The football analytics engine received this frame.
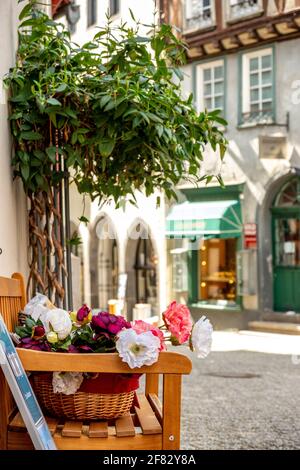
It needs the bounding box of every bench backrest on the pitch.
[0,273,26,449]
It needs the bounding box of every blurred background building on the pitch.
[163,0,300,329]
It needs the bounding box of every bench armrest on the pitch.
[17,349,192,375]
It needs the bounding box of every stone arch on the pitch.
[89,213,119,310]
[124,218,158,320]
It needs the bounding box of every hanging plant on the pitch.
[5,0,227,302]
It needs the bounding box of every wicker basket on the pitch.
[31,373,135,420]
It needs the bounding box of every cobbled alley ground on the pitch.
[180,333,300,450]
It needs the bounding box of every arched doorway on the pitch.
[70,222,84,309]
[125,221,158,320]
[272,177,300,312]
[90,216,119,310]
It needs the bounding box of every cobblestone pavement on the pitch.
[180,348,300,449]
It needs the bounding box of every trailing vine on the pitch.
[5,1,227,302]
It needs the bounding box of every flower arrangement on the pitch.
[14,296,213,397]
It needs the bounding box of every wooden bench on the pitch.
[0,273,192,450]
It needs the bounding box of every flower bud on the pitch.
[31,325,45,340]
[47,331,58,344]
[69,311,77,323]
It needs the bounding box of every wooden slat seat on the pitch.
[0,273,192,450]
[7,392,164,449]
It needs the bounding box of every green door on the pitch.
[272,212,300,312]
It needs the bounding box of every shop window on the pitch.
[274,178,300,207]
[241,47,274,125]
[198,238,237,305]
[197,59,225,116]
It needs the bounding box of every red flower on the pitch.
[76,304,92,323]
[91,311,130,335]
[32,325,45,340]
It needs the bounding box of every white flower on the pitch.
[42,308,72,341]
[116,329,160,369]
[52,372,83,395]
[24,293,50,322]
[191,316,213,358]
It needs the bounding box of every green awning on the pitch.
[166,199,242,239]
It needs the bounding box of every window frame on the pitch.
[184,0,215,33]
[227,0,263,24]
[196,58,226,118]
[109,0,120,17]
[87,0,97,28]
[239,46,275,126]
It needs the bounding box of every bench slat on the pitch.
[135,394,162,435]
[88,421,108,438]
[115,414,135,437]
[61,421,83,437]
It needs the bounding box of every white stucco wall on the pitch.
[0,0,28,279]
[71,0,157,44]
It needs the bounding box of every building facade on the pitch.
[162,0,300,328]
[0,1,29,279]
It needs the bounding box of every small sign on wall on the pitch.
[244,223,257,249]
[259,135,287,159]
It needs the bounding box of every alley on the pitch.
[181,333,300,449]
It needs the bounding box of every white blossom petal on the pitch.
[42,308,72,340]
[191,316,213,358]
[52,372,83,395]
[116,329,160,368]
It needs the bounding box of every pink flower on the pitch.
[131,320,166,351]
[163,301,193,344]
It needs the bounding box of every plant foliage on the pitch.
[5,0,227,206]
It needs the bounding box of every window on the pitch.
[87,0,97,27]
[197,59,225,115]
[109,0,120,16]
[228,0,261,22]
[241,48,274,124]
[198,238,237,305]
[184,0,214,31]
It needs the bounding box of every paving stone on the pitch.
[180,349,300,449]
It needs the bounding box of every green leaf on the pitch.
[33,150,45,161]
[147,112,163,123]
[56,83,67,92]
[20,131,42,141]
[129,8,136,22]
[25,317,36,329]
[19,3,32,20]
[213,115,228,126]
[46,146,58,164]
[219,142,227,160]
[47,98,62,106]
[100,95,111,108]
[99,138,115,158]
[216,174,225,188]
[78,216,89,225]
